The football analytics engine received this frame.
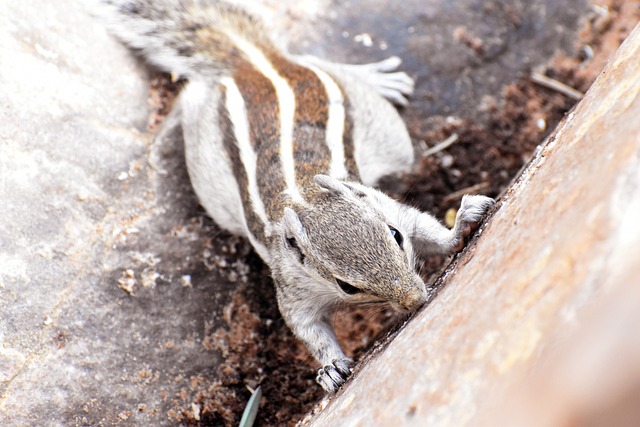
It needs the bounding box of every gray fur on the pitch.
[101,0,495,394]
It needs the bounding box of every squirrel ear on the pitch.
[314,175,366,198]
[282,207,308,243]
[313,174,349,196]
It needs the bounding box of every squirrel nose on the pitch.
[403,293,426,311]
[402,279,428,311]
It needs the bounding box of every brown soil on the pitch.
[144,2,639,425]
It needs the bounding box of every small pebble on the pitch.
[440,154,454,168]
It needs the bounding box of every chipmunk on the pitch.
[102,0,494,393]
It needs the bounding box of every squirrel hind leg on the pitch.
[297,55,414,106]
[340,56,415,106]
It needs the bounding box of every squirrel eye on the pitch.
[336,278,362,295]
[285,237,305,263]
[389,226,404,249]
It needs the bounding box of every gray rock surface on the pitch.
[1,1,232,424]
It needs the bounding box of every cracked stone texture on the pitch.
[1,0,588,425]
[308,22,640,427]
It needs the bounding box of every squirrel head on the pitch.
[271,175,427,313]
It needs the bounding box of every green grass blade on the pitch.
[238,386,262,427]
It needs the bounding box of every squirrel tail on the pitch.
[101,0,280,79]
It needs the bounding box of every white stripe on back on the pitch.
[221,77,271,260]
[227,33,303,203]
[303,63,348,179]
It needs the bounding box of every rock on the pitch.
[0,0,228,424]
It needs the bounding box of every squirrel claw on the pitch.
[452,195,495,252]
[316,358,353,393]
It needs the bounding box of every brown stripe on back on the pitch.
[218,86,269,244]
[270,56,333,191]
[233,63,288,221]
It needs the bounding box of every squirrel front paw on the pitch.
[316,358,354,393]
[452,195,495,251]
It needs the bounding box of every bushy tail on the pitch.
[100,0,278,79]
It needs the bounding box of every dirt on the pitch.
[141,1,639,426]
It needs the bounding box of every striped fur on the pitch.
[220,45,357,232]
[219,78,269,244]
[303,63,349,180]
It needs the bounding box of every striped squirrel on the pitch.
[102,0,495,393]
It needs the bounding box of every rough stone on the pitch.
[0,0,226,424]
